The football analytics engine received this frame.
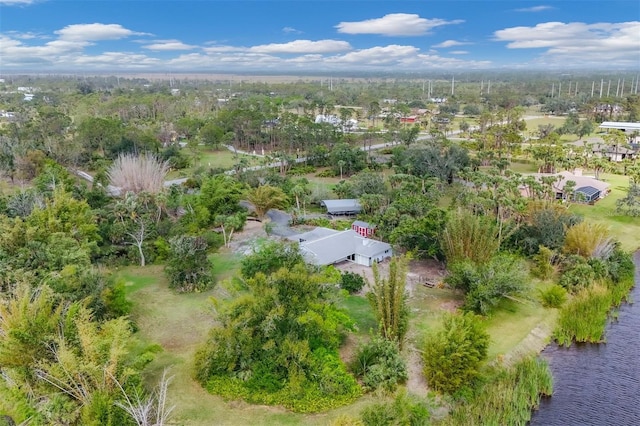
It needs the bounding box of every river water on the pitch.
[530,252,640,426]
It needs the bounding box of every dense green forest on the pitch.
[0,73,638,425]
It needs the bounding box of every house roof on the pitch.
[522,171,610,195]
[286,227,340,243]
[352,220,373,228]
[555,171,610,193]
[320,199,362,215]
[599,122,640,132]
[298,229,391,266]
[300,230,361,265]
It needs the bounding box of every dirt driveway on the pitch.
[334,258,447,297]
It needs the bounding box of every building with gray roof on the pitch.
[320,199,362,215]
[290,227,392,266]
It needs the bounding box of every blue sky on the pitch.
[1,0,639,72]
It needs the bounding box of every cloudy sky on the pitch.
[1,0,639,73]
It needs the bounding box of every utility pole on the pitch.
[591,81,595,97]
[600,79,604,98]
[451,76,455,96]
[607,80,611,97]
[621,79,625,96]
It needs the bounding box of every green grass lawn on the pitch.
[569,172,640,252]
[524,116,566,133]
[166,147,259,179]
[483,297,556,361]
[119,256,388,425]
[340,294,378,335]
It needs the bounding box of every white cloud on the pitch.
[336,13,463,36]
[0,22,151,69]
[4,30,44,39]
[449,50,469,55]
[55,23,148,41]
[514,5,554,12]
[250,39,352,54]
[432,40,472,48]
[143,39,196,51]
[282,27,302,34]
[494,21,640,66]
[327,45,420,65]
[0,0,40,5]
[71,52,161,68]
[203,45,245,53]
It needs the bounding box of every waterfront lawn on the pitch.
[483,298,557,361]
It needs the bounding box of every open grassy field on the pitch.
[523,116,566,133]
[167,146,259,179]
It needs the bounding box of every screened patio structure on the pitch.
[575,186,601,203]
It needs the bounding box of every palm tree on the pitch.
[245,185,288,219]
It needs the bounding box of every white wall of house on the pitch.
[354,250,392,267]
[355,254,371,267]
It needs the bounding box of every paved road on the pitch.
[79,115,547,193]
[266,209,297,237]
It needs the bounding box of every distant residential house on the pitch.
[321,199,362,216]
[521,170,610,203]
[399,116,418,124]
[599,121,640,144]
[288,227,392,267]
[351,220,375,237]
[569,139,637,162]
[315,114,341,125]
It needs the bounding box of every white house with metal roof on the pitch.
[288,227,392,266]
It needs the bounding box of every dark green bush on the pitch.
[445,254,529,315]
[341,272,366,294]
[351,336,407,392]
[287,165,316,175]
[165,235,213,292]
[559,261,595,292]
[316,169,337,178]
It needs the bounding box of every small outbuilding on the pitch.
[352,220,375,237]
[321,199,362,216]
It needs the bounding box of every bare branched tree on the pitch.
[108,153,169,194]
[113,369,175,426]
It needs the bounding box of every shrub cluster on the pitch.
[341,271,366,294]
[350,336,407,392]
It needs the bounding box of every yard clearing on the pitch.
[120,211,565,424]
